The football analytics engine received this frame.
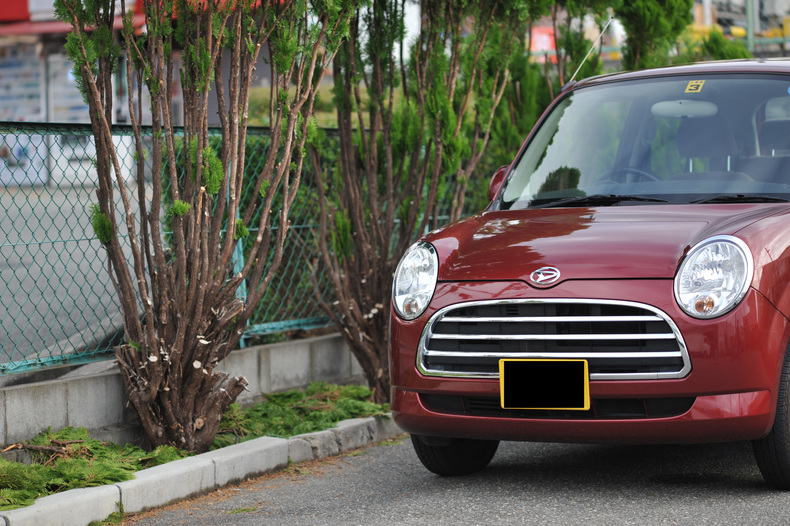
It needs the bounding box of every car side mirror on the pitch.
[488,165,508,202]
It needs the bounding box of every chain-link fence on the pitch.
[0,113,491,377]
[0,122,338,375]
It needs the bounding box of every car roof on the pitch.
[570,58,790,92]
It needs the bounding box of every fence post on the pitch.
[746,0,755,53]
[229,164,248,348]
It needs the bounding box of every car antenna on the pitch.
[563,15,615,91]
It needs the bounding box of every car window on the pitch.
[651,116,689,177]
[499,74,790,209]
[766,96,790,119]
[502,94,630,206]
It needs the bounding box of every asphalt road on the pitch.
[127,436,782,525]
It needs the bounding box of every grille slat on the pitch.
[423,350,682,359]
[440,315,661,323]
[428,333,677,341]
[417,299,691,381]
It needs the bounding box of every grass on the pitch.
[228,507,258,514]
[88,504,124,525]
[249,84,339,128]
[246,83,409,129]
[0,382,388,512]
[0,429,188,511]
[212,382,389,448]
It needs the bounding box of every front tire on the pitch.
[411,434,499,476]
[753,343,790,489]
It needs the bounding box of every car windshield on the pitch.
[500,74,790,209]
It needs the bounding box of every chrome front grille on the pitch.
[417,299,691,380]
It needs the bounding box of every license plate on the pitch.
[499,359,590,410]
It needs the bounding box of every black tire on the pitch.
[753,343,790,489]
[410,434,499,476]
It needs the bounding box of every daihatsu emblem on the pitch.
[530,267,561,285]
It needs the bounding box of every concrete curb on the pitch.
[0,415,403,526]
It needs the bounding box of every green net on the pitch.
[0,121,481,375]
[0,123,334,374]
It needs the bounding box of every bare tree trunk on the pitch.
[311,0,545,403]
[56,0,358,452]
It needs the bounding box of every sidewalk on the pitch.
[0,415,403,526]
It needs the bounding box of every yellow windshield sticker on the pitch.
[685,80,705,93]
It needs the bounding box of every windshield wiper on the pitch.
[690,194,790,204]
[530,194,669,209]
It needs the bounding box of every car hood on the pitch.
[424,204,787,285]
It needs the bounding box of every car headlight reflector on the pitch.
[674,235,753,319]
[393,242,438,320]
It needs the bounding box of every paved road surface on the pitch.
[128,436,780,525]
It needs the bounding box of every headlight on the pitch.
[674,235,753,319]
[393,242,438,320]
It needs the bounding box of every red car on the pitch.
[389,59,790,488]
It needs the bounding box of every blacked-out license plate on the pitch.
[499,359,590,410]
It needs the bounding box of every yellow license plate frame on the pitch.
[499,359,590,410]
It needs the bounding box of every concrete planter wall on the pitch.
[0,333,363,447]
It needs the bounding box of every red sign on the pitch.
[0,0,30,22]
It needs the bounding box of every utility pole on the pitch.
[703,0,712,27]
[746,0,755,52]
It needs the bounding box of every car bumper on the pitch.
[392,387,772,443]
[389,280,790,444]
